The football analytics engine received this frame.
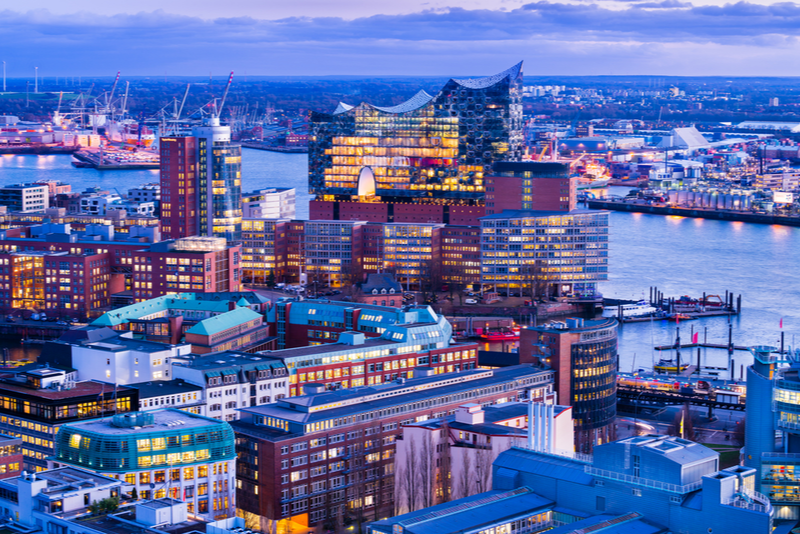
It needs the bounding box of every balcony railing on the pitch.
[724,488,772,515]
[584,467,702,494]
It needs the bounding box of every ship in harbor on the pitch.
[106,119,156,148]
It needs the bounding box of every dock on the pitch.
[654,343,750,352]
[587,198,800,228]
[73,149,160,170]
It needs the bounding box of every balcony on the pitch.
[725,488,772,514]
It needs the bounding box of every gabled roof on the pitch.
[185,307,262,337]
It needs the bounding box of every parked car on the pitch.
[465,298,478,305]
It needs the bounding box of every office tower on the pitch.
[309,63,524,223]
[520,318,618,453]
[160,118,242,242]
[160,136,197,240]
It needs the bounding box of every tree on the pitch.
[456,450,473,499]
[667,403,696,441]
[733,417,746,447]
[439,422,453,504]
[521,258,550,302]
[267,270,276,287]
[474,445,493,494]
[419,434,435,509]
[400,436,419,513]
[88,496,119,515]
[130,487,138,501]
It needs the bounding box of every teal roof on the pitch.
[205,371,221,378]
[221,368,237,376]
[92,293,232,327]
[236,297,250,307]
[186,307,263,337]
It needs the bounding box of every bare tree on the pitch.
[419,434,434,509]
[474,445,493,494]
[339,260,363,297]
[439,422,452,504]
[457,450,473,499]
[404,436,419,513]
[521,258,549,302]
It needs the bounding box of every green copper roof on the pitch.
[185,307,262,337]
[92,293,232,327]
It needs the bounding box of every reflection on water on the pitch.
[0,340,42,364]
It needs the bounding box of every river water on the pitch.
[1,155,798,376]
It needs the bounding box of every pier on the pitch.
[73,148,160,170]
[587,198,800,228]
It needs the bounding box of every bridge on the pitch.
[617,385,745,418]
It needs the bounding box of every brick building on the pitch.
[232,364,554,531]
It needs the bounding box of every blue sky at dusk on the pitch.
[1,0,798,77]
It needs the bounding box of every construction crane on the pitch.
[176,84,191,120]
[121,81,130,118]
[106,71,121,115]
[216,71,234,119]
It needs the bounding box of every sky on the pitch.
[2,0,800,77]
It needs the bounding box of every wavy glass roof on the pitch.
[333,90,434,116]
[450,61,523,89]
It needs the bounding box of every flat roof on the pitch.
[61,408,224,436]
[0,466,119,497]
[128,379,203,399]
[0,379,133,401]
[481,208,606,220]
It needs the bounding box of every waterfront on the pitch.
[0,149,312,219]
[1,157,798,376]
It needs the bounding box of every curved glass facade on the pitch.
[571,337,618,434]
[54,414,236,472]
[309,63,523,204]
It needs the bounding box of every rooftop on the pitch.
[60,408,226,436]
[185,307,263,337]
[480,208,606,220]
[128,379,203,399]
[0,466,120,497]
[173,350,285,374]
[369,486,551,534]
[0,378,133,401]
[236,365,553,438]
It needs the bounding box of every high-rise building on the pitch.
[519,317,618,453]
[309,63,524,223]
[160,118,242,242]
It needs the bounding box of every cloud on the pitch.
[1,2,800,76]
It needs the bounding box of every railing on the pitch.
[776,418,800,431]
[763,452,800,460]
[512,445,593,464]
[724,488,772,514]
[584,467,702,494]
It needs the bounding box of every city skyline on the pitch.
[2,0,800,77]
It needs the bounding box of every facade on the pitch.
[0,224,242,318]
[440,225,481,287]
[91,291,271,348]
[743,345,800,519]
[131,379,205,415]
[485,161,577,214]
[195,118,243,243]
[0,366,137,471]
[0,183,49,212]
[232,364,554,531]
[171,350,289,422]
[128,183,161,203]
[304,220,364,288]
[520,318,618,453]
[48,329,192,385]
[160,136,198,240]
[79,193,122,215]
[309,63,524,222]
[492,436,773,534]
[480,209,609,298]
[383,223,443,290]
[394,402,569,510]
[0,434,22,479]
[242,187,296,219]
[53,409,237,521]
[160,118,242,242]
[241,218,288,284]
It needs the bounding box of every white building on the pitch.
[242,187,296,219]
[128,183,161,203]
[172,351,290,422]
[67,331,192,385]
[0,183,49,212]
[79,193,122,215]
[131,378,206,415]
[394,402,573,512]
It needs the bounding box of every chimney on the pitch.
[169,315,184,345]
[228,301,237,311]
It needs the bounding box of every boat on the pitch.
[667,313,694,322]
[602,300,658,318]
[481,329,520,342]
[107,119,156,148]
[576,177,611,190]
[654,359,690,373]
